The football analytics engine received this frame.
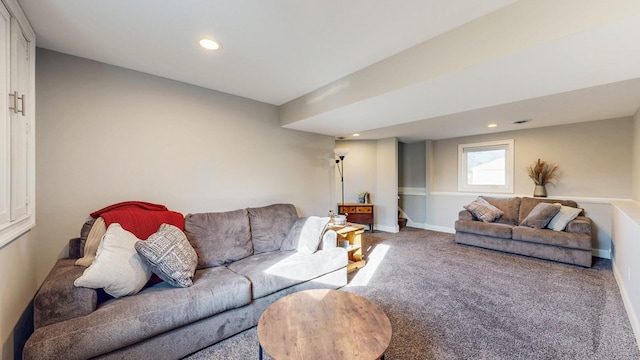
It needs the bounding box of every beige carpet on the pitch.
[184,228,639,359]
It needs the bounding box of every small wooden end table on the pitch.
[329,223,366,273]
[257,289,392,360]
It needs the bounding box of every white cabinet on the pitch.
[0,0,35,246]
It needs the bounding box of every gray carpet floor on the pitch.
[184,228,639,359]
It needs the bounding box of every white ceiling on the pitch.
[17,0,640,142]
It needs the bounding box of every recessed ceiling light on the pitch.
[487,124,498,128]
[199,38,221,50]
[512,119,532,125]
[353,133,360,137]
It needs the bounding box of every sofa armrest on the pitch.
[565,216,592,236]
[34,258,98,329]
[458,210,474,221]
[318,229,337,250]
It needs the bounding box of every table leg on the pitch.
[259,343,263,360]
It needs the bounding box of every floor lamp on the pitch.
[334,148,350,209]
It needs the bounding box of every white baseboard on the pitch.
[613,264,640,354]
[424,224,455,234]
[374,224,399,233]
[405,219,426,229]
[592,248,611,259]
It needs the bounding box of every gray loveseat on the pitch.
[454,197,593,267]
[23,204,347,359]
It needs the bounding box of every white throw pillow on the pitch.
[547,204,582,231]
[281,216,331,254]
[74,223,152,298]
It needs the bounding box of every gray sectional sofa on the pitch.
[454,196,593,267]
[23,204,347,360]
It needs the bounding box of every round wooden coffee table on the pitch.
[257,289,392,360]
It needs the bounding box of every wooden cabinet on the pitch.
[338,203,373,231]
[0,0,35,246]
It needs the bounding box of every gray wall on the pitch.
[34,49,336,283]
[399,142,426,188]
[425,117,633,255]
[432,117,632,198]
[399,141,426,226]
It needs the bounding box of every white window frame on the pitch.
[458,139,514,193]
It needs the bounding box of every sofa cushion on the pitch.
[184,209,253,269]
[227,248,347,299]
[480,196,521,225]
[248,204,298,254]
[135,224,198,288]
[518,197,581,224]
[519,203,561,229]
[25,266,251,360]
[464,197,504,223]
[454,220,513,239]
[74,224,152,298]
[512,226,592,250]
[548,204,583,231]
[280,216,330,254]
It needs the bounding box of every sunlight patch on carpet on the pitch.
[346,244,390,287]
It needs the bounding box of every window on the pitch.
[458,139,514,193]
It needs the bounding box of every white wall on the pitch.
[0,231,36,359]
[610,108,640,350]
[0,48,336,359]
[335,138,398,232]
[375,138,399,232]
[611,201,640,351]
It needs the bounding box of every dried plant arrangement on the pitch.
[527,159,559,185]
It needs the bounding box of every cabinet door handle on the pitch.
[18,94,25,116]
[8,91,25,116]
[9,91,18,113]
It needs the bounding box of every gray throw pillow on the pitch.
[184,209,252,269]
[520,203,561,229]
[281,216,331,254]
[135,224,198,288]
[247,204,298,254]
[464,197,504,223]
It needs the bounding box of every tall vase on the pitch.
[533,184,547,197]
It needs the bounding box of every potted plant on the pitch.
[526,159,558,197]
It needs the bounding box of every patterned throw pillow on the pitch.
[135,224,198,288]
[464,197,504,223]
[520,203,561,229]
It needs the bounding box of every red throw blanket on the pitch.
[91,201,184,240]
[90,201,168,218]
